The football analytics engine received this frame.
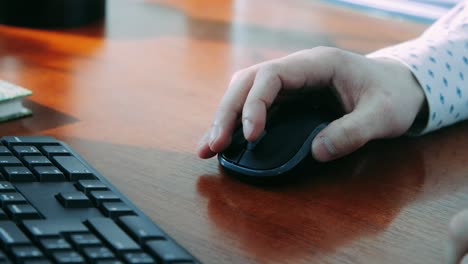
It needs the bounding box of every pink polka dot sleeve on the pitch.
[367,1,468,135]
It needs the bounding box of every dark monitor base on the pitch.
[0,0,106,28]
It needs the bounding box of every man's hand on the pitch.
[197,47,425,162]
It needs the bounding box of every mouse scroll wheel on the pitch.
[246,130,267,151]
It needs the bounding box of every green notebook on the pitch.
[0,80,32,122]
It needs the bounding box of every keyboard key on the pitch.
[0,182,15,193]
[95,260,123,264]
[89,191,120,206]
[10,245,44,261]
[6,204,41,220]
[85,218,140,253]
[100,202,135,218]
[13,146,41,157]
[34,166,65,182]
[123,252,154,264]
[82,247,115,261]
[52,156,94,181]
[0,221,32,247]
[0,209,7,220]
[0,156,22,166]
[75,180,107,194]
[0,193,27,206]
[56,192,92,208]
[23,260,53,264]
[0,147,12,156]
[145,240,192,263]
[23,220,88,238]
[1,136,59,148]
[41,146,70,157]
[52,251,85,264]
[23,156,52,168]
[0,250,10,262]
[69,234,101,247]
[39,237,72,251]
[118,216,166,243]
[3,167,35,182]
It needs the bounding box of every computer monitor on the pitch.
[0,0,106,28]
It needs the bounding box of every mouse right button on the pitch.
[246,131,267,151]
[238,150,288,170]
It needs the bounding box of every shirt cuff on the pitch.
[367,36,467,135]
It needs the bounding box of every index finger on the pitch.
[241,48,339,140]
[199,65,259,156]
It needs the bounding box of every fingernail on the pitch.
[243,119,254,139]
[321,136,337,156]
[320,137,336,156]
[209,125,220,146]
[312,136,337,160]
[197,132,209,149]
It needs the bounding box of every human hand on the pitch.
[447,210,468,263]
[197,47,425,162]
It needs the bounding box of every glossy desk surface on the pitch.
[0,0,467,263]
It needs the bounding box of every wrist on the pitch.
[371,57,428,134]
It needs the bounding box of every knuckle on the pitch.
[339,118,366,148]
[315,46,345,58]
[215,102,243,122]
[231,69,251,83]
[257,62,281,77]
[298,46,351,65]
[314,45,334,52]
[248,96,271,111]
[319,47,351,70]
[293,48,315,57]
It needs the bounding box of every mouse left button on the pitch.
[220,130,246,163]
[220,147,244,163]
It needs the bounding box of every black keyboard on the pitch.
[0,136,200,264]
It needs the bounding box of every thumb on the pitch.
[312,103,383,162]
[446,209,468,264]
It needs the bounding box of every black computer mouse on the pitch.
[218,100,338,183]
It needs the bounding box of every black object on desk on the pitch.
[0,136,200,263]
[219,100,337,184]
[0,0,106,28]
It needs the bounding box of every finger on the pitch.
[207,67,258,153]
[197,130,216,159]
[241,63,283,141]
[197,116,241,158]
[446,210,468,264]
[311,98,388,162]
[460,254,468,264]
[241,47,341,141]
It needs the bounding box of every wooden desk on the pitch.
[0,0,466,263]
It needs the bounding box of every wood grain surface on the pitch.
[1,0,467,263]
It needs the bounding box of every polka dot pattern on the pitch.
[368,1,468,135]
